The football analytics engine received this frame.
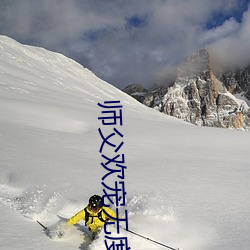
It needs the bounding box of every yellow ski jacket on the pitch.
[67,206,116,233]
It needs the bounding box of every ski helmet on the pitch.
[89,195,103,211]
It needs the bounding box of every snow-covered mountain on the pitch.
[124,49,250,130]
[1,36,250,250]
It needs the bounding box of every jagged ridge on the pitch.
[123,49,250,130]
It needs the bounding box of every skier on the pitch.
[66,194,117,239]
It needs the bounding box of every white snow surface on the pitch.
[0,35,250,250]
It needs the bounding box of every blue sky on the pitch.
[205,0,249,28]
[0,0,249,89]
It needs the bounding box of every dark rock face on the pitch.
[218,66,250,99]
[123,49,250,130]
[123,84,147,103]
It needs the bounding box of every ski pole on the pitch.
[123,227,181,250]
[37,220,48,230]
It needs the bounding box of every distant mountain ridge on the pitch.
[123,49,250,130]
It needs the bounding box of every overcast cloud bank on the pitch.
[0,0,249,88]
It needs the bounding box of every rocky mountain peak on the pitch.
[123,49,250,130]
[177,48,210,78]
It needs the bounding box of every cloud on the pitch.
[209,4,250,69]
[0,0,249,88]
[200,18,240,45]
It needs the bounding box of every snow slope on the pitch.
[0,35,250,250]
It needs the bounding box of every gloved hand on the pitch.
[47,221,71,239]
[56,223,71,238]
[56,230,64,238]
